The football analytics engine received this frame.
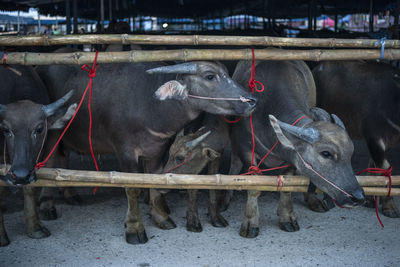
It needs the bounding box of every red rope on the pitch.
[36,51,100,193]
[357,166,392,228]
[165,151,194,173]
[223,116,242,124]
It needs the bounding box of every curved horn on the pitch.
[42,90,74,117]
[146,63,197,74]
[331,114,346,130]
[277,120,320,144]
[310,107,331,122]
[185,131,211,149]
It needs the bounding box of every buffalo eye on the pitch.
[205,74,215,81]
[35,126,44,135]
[3,128,12,138]
[320,151,333,159]
[175,155,186,164]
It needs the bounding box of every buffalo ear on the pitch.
[268,115,295,150]
[154,80,188,100]
[202,147,220,161]
[48,103,77,130]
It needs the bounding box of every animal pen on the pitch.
[0,32,398,197]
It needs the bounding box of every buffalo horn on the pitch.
[185,131,211,149]
[42,90,74,117]
[277,120,320,144]
[146,63,197,74]
[309,107,331,122]
[331,114,346,130]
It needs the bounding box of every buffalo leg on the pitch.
[144,158,176,230]
[366,139,400,218]
[186,189,202,232]
[118,152,148,245]
[278,191,299,232]
[23,186,51,239]
[278,168,300,232]
[125,188,148,244]
[209,190,228,228]
[239,190,260,238]
[149,189,176,230]
[207,159,228,228]
[0,187,10,246]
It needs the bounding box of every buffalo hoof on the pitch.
[0,233,10,247]
[279,220,300,232]
[39,207,58,221]
[125,230,148,245]
[186,220,203,233]
[211,215,229,228]
[64,195,83,206]
[307,199,330,213]
[239,223,259,238]
[156,217,176,230]
[382,208,400,218]
[364,196,375,208]
[27,224,51,239]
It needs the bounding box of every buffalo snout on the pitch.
[9,168,36,185]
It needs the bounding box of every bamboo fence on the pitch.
[0,166,398,196]
[3,48,400,65]
[0,34,397,48]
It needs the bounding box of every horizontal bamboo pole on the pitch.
[4,49,400,65]
[0,34,398,48]
[0,166,398,196]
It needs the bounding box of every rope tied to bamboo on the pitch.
[357,166,393,228]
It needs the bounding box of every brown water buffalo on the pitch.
[163,114,230,232]
[37,60,256,244]
[231,60,364,238]
[0,66,76,246]
[313,60,400,218]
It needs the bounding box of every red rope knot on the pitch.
[357,166,392,197]
[80,51,99,79]
[276,175,284,191]
[248,48,264,93]
[35,162,45,170]
[357,166,393,228]
[247,165,263,175]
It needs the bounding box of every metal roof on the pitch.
[0,0,398,19]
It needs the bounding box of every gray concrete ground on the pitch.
[0,141,399,267]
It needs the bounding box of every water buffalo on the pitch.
[231,60,365,238]
[163,114,230,232]
[37,60,257,244]
[0,66,76,246]
[313,60,400,218]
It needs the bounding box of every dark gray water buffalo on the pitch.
[163,114,230,232]
[230,60,365,238]
[37,60,256,244]
[313,60,400,218]
[0,66,76,246]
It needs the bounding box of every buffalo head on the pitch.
[147,62,257,116]
[269,109,365,208]
[0,90,77,186]
[163,129,218,174]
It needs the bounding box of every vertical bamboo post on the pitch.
[66,0,71,34]
[369,0,374,32]
[100,0,105,32]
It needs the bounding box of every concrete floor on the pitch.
[0,141,399,267]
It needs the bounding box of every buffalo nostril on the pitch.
[246,96,257,106]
